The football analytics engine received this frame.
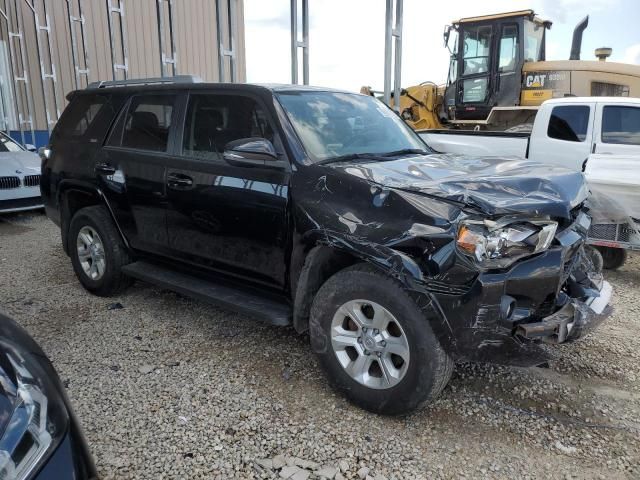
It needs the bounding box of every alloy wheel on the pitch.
[76,226,106,281]
[330,299,410,389]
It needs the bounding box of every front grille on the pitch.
[0,176,20,189]
[23,174,40,187]
[425,278,475,296]
[589,223,638,242]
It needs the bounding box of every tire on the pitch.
[596,246,627,270]
[584,245,604,273]
[68,205,133,296]
[309,263,453,415]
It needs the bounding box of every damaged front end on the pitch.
[426,208,613,366]
[515,247,613,345]
[294,152,614,368]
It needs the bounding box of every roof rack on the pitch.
[86,75,203,89]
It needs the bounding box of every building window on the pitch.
[547,105,590,142]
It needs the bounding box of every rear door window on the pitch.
[601,105,640,145]
[181,94,275,160]
[547,105,590,142]
[112,95,177,152]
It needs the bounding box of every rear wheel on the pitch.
[309,263,453,415]
[597,246,627,270]
[69,206,133,296]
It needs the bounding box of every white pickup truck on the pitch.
[420,97,640,268]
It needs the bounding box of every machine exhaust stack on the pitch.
[569,15,589,60]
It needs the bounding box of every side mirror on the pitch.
[223,137,283,168]
[25,143,37,152]
[443,25,451,49]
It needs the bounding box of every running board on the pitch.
[122,261,291,326]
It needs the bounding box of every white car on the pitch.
[0,132,43,213]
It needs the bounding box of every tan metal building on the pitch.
[0,0,246,146]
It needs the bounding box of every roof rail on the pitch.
[86,75,203,89]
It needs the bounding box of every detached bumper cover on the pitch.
[517,280,613,343]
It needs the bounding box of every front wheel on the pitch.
[309,264,453,415]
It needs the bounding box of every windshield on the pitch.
[276,91,428,163]
[0,133,24,153]
[524,20,545,62]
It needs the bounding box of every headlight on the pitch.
[457,218,557,268]
[0,345,68,479]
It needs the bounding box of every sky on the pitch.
[243,0,640,92]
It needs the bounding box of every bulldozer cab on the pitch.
[443,10,551,122]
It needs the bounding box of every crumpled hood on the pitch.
[330,154,589,218]
[0,151,41,175]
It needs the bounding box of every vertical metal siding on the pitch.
[0,0,246,132]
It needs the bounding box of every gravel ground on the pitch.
[1,211,639,479]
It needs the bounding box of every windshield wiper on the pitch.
[315,149,430,166]
[378,148,430,157]
[315,153,388,166]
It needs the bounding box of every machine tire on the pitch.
[309,263,453,415]
[597,246,627,270]
[69,206,133,296]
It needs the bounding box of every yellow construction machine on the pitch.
[363,10,640,131]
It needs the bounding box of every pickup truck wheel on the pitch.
[597,246,627,270]
[69,206,133,296]
[309,263,453,415]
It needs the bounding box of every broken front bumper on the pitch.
[516,280,613,344]
[425,212,614,367]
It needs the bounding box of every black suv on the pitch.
[41,78,611,415]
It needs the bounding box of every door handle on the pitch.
[167,173,194,189]
[95,162,116,175]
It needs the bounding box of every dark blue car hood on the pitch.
[330,154,589,219]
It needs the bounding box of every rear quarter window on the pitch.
[547,105,590,142]
[54,94,110,141]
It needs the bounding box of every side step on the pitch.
[122,261,292,326]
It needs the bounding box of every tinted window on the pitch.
[547,105,590,142]
[0,133,23,152]
[120,95,175,152]
[56,95,107,139]
[602,106,640,145]
[182,94,274,160]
